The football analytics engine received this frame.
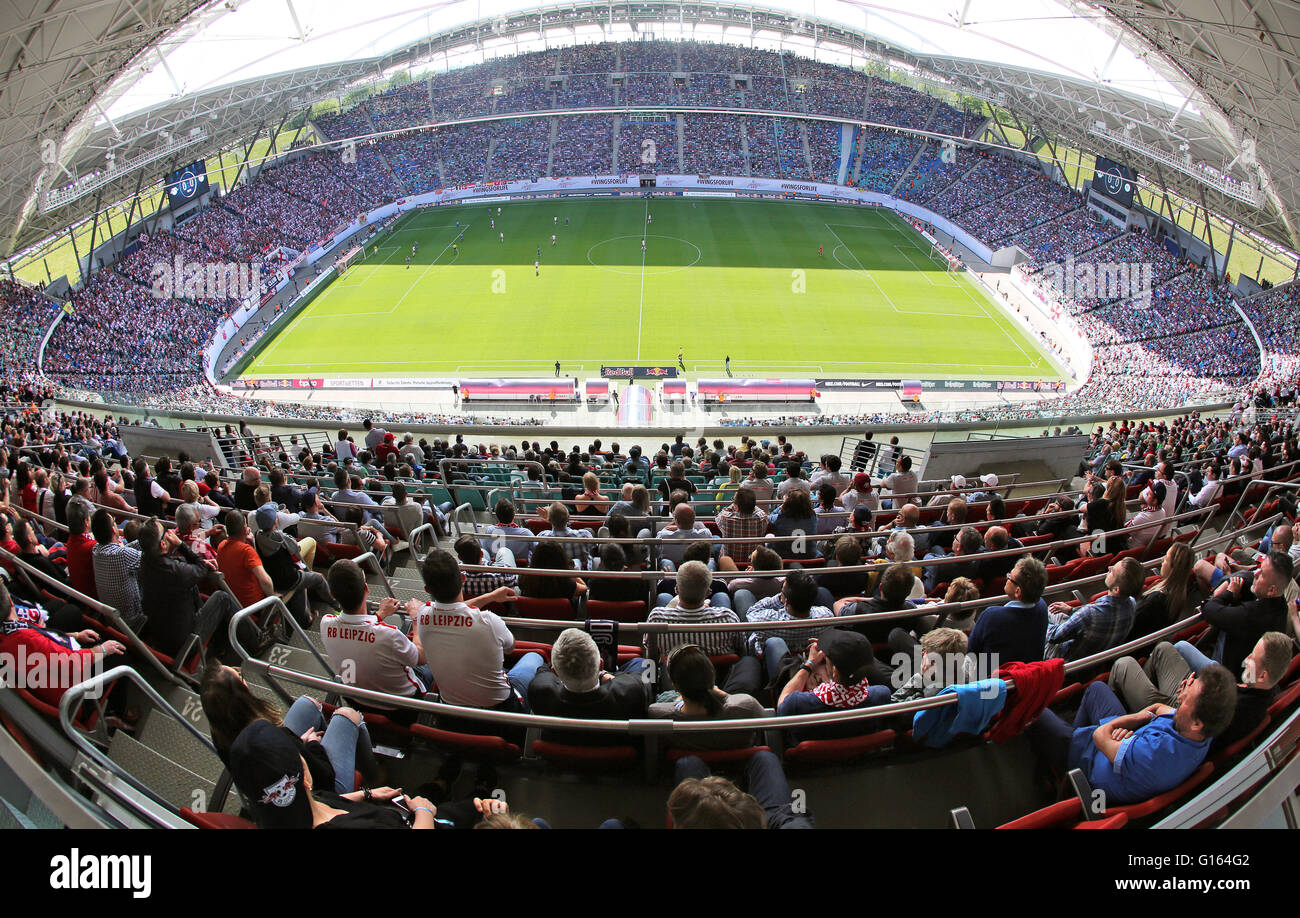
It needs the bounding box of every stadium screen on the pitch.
[164,160,209,209]
[1091,156,1136,210]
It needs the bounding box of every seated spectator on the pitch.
[1199,551,1293,675]
[137,516,241,659]
[974,526,1021,583]
[538,502,592,570]
[0,580,123,708]
[518,539,587,602]
[201,661,378,794]
[453,533,518,603]
[588,543,646,603]
[768,488,817,561]
[63,497,97,598]
[716,487,768,561]
[414,548,539,712]
[968,557,1049,666]
[89,509,144,632]
[739,462,775,503]
[648,560,746,661]
[655,503,715,569]
[657,462,697,503]
[666,750,813,829]
[1131,541,1196,637]
[1044,557,1145,661]
[816,536,869,600]
[841,473,879,515]
[217,509,278,611]
[813,484,846,534]
[1027,665,1237,805]
[922,525,985,593]
[776,628,892,744]
[340,506,392,572]
[253,504,336,625]
[574,472,609,515]
[483,498,534,564]
[809,454,849,495]
[883,455,918,506]
[1111,632,1292,754]
[728,546,785,614]
[746,569,836,681]
[649,643,765,750]
[319,559,428,725]
[890,627,978,702]
[835,561,923,644]
[225,719,434,830]
[1124,482,1168,551]
[528,628,651,739]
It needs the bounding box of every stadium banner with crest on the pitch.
[600,365,679,379]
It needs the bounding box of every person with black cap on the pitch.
[253,503,336,626]
[227,720,437,830]
[775,628,891,744]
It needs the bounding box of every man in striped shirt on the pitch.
[647,561,746,660]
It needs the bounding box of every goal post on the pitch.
[337,244,365,273]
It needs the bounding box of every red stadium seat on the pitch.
[511,597,576,620]
[996,798,1083,830]
[666,745,772,764]
[585,600,647,622]
[180,808,256,830]
[783,729,896,765]
[409,723,522,763]
[530,739,639,769]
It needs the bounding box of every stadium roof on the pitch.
[4,0,1300,262]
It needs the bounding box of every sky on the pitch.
[101,0,1196,122]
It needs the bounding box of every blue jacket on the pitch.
[911,679,1007,748]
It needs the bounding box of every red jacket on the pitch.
[986,658,1065,744]
[0,627,98,708]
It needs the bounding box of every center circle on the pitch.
[586,234,702,276]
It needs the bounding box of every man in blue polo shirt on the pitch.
[1027,664,1237,805]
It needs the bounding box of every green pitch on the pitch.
[241,197,1060,381]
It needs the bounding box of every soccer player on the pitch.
[555,360,561,377]
[535,260,540,276]
[456,219,460,230]
[537,246,541,259]
[565,216,569,226]
[411,243,417,256]
[500,232,504,243]
[554,215,558,225]
[452,242,459,256]
[725,355,731,375]
[405,255,410,268]
[647,213,653,224]
[678,346,685,371]
[641,238,646,253]
[497,206,502,215]
[818,244,824,257]
[551,234,557,246]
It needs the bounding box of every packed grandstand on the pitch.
[3,0,1300,850]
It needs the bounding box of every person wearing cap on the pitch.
[1123,482,1168,551]
[375,431,400,466]
[227,719,436,829]
[965,473,1000,505]
[250,484,301,536]
[840,472,879,515]
[527,628,651,739]
[775,628,892,744]
[927,474,967,508]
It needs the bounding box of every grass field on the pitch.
[240,198,1061,381]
